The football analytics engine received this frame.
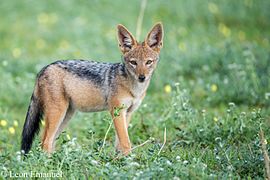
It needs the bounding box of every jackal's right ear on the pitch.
[117,24,137,54]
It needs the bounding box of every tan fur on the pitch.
[64,74,107,112]
[35,23,163,155]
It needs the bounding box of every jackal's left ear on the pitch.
[145,23,163,52]
[117,24,137,54]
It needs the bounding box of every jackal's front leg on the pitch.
[114,112,133,153]
[111,109,131,155]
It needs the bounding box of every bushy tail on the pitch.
[21,94,43,154]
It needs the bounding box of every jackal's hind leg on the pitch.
[55,106,75,139]
[42,102,68,153]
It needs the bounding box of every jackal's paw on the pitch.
[116,144,131,156]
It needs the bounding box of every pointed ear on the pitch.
[117,24,137,54]
[145,22,163,52]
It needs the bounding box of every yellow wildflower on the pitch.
[208,3,219,14]
[0,120,7,127]
[36,39,46,49]
[37,13,58,25]
[73,51,82,57]
[238,31,246,41]
[164,85,172,94]
[211,84,218,92]
[218,23,231,38]
[9,127,15,134]
[12,48,22,58]
[178,42,187,52]
[66,134,71,140]
[213,117,218,122]
[37,13,49,25]
[13,120,18,127]
[60,40,70,49]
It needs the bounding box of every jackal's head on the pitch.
[117,23,163,83]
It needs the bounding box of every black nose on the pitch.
[138,75,145,82]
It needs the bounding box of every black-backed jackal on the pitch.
[21,23,163,155]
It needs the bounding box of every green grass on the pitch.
[0,0,270,179]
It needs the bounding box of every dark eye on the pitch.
[129,61,137,66]
[146,60,153,65]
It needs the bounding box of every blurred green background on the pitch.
[0,0,270,178]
